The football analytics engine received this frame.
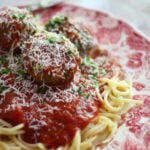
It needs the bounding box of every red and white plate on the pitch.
[33,3,150,150]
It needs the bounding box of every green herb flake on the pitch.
[63,71,68,79]
[39,100,45,105]
[36,64,42,70]
[12,14,26,20]
[49,20,56,28]
[101,60,106,65]
[91,78,99,88]
[17,69,26,76]
[48,36,56,43]
[37,87,47,94]
[85,94,91,99]
[81,82,86,87]
[45,16,67,29]
[0,56,7,64]
[77,87,82,96]
[16,55,23,64]
[99,67,106,74]
[53,17,64,24]
[61,36,66,41]
[80,61,85,66]
[0,68,10,74]
[81,56,106,77]
[81,56,95,67]
[12,14,19,19]
[92,72,98,78]
[0,84,5,93]
[67,50,75,57]
[72,84,78,92]
[51,16,65,26]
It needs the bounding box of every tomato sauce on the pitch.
[1,91,100,148]
[0,53,101,148]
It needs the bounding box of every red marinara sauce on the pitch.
[0,53,101,148]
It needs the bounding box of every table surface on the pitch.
[0,0,150,38]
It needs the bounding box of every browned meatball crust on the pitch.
[45,16,100,57]
[0,7,36,51]
[22,31,80,86]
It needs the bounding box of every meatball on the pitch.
[0,7,36,51]
[22,31,80,86]
[45,15,100,58]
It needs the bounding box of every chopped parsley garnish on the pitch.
[72,84,83,96]
[49,20,57,28]
[99,67,106,74]
[67,50,75,57]
[0,56,7,64]
[0,68,10,74]
[16,55,23,63]
[72,84,78,92]
[61,36,66,41]
[17,69,26,76]
[63,70,68,79]
[80,81,87,87]
[81,56,106,88]
[45,16,67,29]
[37,87,47,94]
[91,76,99,88]
[81,56,99,76]
[53,16,65,24]
[39,100,45,105]
[0,84,5,93]
[48,36,56,43]
[101,60,106,65]
[36,64,42,70]
[12,14,26,20]
[85,94,91,99]
[81,56,106,76]
[91,72,98,78]
[81,56,97,67]
[77,87,82,96]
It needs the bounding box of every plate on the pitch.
[33,3,150,150]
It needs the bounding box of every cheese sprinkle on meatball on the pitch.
[23,31,80,86]
[0,7,37,51]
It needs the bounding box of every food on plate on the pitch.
[45,15,101,57]
[0,7,36,52]
[0,6,142,150]
[22,31,80,86]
